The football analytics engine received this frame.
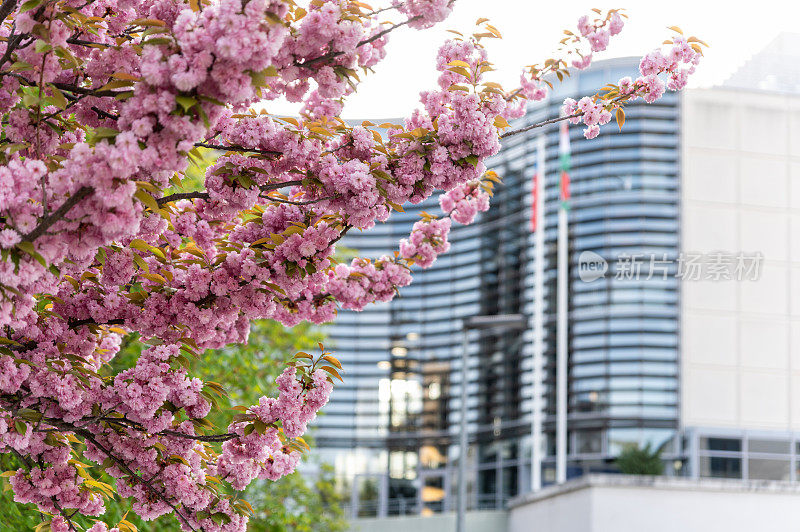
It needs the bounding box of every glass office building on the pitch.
[314,57,683,516]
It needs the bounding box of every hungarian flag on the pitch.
[558,120,571,209]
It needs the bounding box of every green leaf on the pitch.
[143,37,173,46]
[17,409,42,422]
[34,40,51,54]
[16,242,46,267]
[134,189,159,212]
[8,61,33,72]
[176,94,197,112]
[48,85,68,110]
[131,252,149,273]
[90,127,120,142]
[211,512,232,525]
[19,0,42,12]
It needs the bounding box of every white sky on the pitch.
[268,1,800,118]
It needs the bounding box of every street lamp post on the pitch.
[456,314,527,532]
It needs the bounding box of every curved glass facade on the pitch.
[315,57,682,515]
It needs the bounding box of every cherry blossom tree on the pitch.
[0,0,705,530]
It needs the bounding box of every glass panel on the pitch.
[749,439,790,454]
[576,430,603,454]
[700,437,741,452]
[388,478,418,516]
[421,475,446,515]
[699,456,742,479]
[502,466,518,500]
[477,468,497,510]
[748,458,790,481]
[607,428,675,455]
[356,476,381,517]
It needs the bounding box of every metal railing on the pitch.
[345,493,510,519]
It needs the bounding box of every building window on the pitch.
[700,437,741,452]
[748,458,790,481]
[576,430,603,455]
[700,456,742,479]
[748,438,790,454]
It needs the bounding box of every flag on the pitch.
[558,121,571,209]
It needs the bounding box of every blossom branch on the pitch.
[499,112,581,139]
[8,448,79,532]
[266,194,338,206]
[75,427,200,532]
[0,0,18,27]
[193,142,281,157]
[23,186,93,242]
[156,180,306,206]
[99,416,238,442]
[297,17,416,69]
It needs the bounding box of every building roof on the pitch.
[723,33,800,94]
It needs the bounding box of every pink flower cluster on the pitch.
[562,34,702,138]
[328,258,413,311]
[265,0,391,118]
[570,11,624,70]
[439,180,490,225]
[399,217,452,268]
[577,11,624,54]
[639,36,701,93]
[506,10,626,120]
[217,367,333,489]
[561,97,613,139]
[10,464,104,517]
[397,0,452,29]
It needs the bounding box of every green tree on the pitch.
[615,443,665,476]
[0,321,347,531]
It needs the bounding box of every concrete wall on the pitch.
[349,510,507,532]
[509,475,800,532]
[681,87,800,431]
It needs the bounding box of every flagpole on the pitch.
[531,134,546,492]
[556,206,568,484]
[555,121,570,485]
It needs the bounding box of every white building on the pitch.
[681,39,800,481]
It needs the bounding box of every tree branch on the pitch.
[67,317,123,330]
[156,180,305,206]
[23,186,93,242]
[499,112,581,139]
[75,427,200,532]
[194,142,281,157]
[0,30,24,71]
[99,416,238,443]
[156,191,209,206]
[0,72,123,98]
[267,194,338,206]
[297,17,416,69]
[0,0,17,27]
[65,37,110,48]
[90,106,119,121]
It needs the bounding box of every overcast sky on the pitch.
[267,1,800,118]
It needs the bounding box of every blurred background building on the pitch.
[310,35,800,519]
